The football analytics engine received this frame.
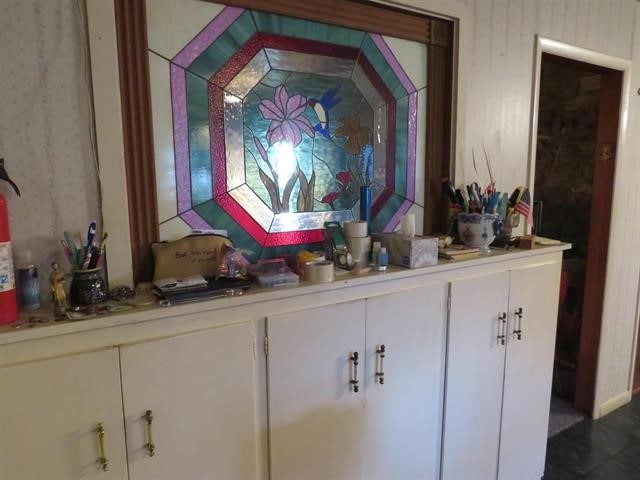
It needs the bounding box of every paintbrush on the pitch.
[483,146,496,192]
[472,148,479,178]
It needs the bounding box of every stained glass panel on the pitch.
[186,72,212,206]
[149,2,428,255]
[250,11,365,49]
[361,34,409,100]
[187,10,257,79]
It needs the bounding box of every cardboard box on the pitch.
[371,233,438,268]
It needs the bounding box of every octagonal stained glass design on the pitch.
[148,2,427,260]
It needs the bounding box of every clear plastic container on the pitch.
[371,241,382,266]
[257,271,299,289]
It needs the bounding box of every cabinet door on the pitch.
[442,271,510,480]
[267,301,366,480]
[120,322,259,480]
[499,262,562,480]
[364,285,447,480]
[0,348,127,480]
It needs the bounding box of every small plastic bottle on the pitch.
[376,247,388,272]
[371,241,381,266]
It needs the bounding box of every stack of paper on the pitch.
[438,245,481,260]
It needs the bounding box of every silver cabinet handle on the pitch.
[513,307,523,340]
[95,423,109,472]
[143,410,156,457]
[497,312,507,345]
[350,352,360,393]
[375,345,386,385]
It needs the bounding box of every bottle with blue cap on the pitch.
[376,247,388,272]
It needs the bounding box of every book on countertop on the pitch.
[153,276,252,305]
[153,275,209,293]
[438,245,481,260]
[534,235,562,246]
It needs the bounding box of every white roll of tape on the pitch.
[304,260,335,283]
[342,221,368,238]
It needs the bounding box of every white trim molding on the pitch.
[86,0,133,287]
[528,36,637,419]
[599,390,633,419]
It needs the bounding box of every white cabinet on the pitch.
[498,263,561,480]
[0,248,567,480]
[442,262,561,480]
[363,286,447,480]
[442,270,509,480]
[120,322,260,480]
[0,322,261,480]
[0,348,128,480]
[267,286,446,480]
[267,300,366,480]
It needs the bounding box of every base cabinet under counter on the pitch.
[0,247,568,480]
[0,348,128,480]
[442,261,561,480]
[266,284,447,480]
[0,322,262,480]
[120,322,260,480]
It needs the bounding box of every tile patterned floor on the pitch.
[544,395,640,479]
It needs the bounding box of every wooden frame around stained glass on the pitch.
[115,0,454,282]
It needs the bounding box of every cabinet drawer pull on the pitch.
[513,307,523,340]
[95,422,109,472]
[375,345,386,385]
[143,410,156,457]
[497,312,507,346]
[350,352,360,393]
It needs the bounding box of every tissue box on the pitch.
[371,233,438,268]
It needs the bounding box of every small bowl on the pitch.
[457,213,502,252]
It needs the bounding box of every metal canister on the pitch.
[17,265,40,309]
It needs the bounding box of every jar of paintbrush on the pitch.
[61,222,108,307]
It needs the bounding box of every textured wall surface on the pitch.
[432,0,640,414]
[0,0,100,300]
[455,0,636,190]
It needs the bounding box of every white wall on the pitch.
[0,0,100,299]
[459,0,640,418]
[389,0,640,416]
[455,0,636,190]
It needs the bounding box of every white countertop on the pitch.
[0,244,570,346]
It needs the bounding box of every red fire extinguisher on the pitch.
[0,158,21,325]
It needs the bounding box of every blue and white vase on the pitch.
[457,213,502,252]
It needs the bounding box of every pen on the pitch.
[85,221,96,252]
[81,221,97,269]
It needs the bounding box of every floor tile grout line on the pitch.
[545,395,640,479]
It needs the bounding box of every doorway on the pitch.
[635,332,640,394]
[533,53,622,422]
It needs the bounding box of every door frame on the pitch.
[526,36,635,418]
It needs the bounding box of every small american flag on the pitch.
[514,188,533,226]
